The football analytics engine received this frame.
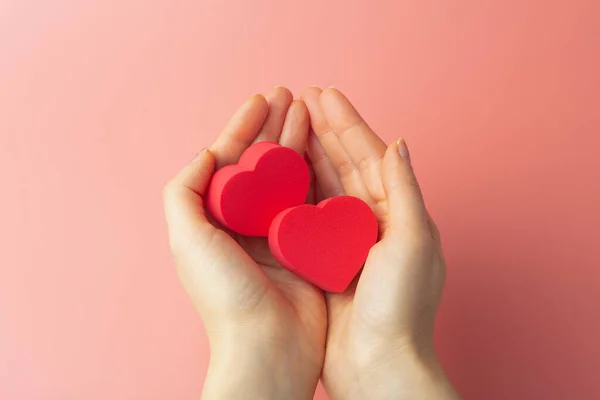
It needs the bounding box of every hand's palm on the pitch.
[178,87,326,359]
[205,88,326,320]
[301,87,447,399]
[164,87,328,376]
[234,234,325,327]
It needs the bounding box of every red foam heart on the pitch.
[206,142,310,237]
[268,196,378,293]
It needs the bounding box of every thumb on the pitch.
[163,150,271,318]
[353,140,434,325]
[381,139,429,236]
[163,149,216,251]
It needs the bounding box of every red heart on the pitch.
[268,196,378,293]
[206,142,310,237]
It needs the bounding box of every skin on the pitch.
[163,86,461,400]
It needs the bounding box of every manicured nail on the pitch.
[396,139,410,161]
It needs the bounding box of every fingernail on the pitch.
[247,93,263,101]
[327,85,337,89]
[190,148,208,163]
[396,139,410,161]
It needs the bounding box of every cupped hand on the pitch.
[163,87,326,400]
[302,87,460,400]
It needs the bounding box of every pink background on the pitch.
[1,1,599,399]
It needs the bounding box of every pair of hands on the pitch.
[163,86,460,400]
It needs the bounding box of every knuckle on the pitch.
[311,149,330,165]
[337,160,359,178]
[408,177,423,197]
[162,180,177,202]
[337,120,367,140]
[317,128,335,140]
[402,228,435,253]
[357,155,381,173]
[168,237,182,257]
[167,231,189,257]
[167,230,185,254]
[428,218,442,243]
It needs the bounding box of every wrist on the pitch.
[336,343,460,400]
[202,335,319,400]
[202,347,293,400]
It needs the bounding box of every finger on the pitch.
[210,94,269,169]
[305,156,317,204]
[279,100,310,153]
[163,149,216,248]
[315,181,324,203]
[302,87,373,203]
[320,88,387,201]
[302,87,352,177]
[381,139,429,235]
[253,86,293,144]
[353,141,437,328]
[306,132,344,198]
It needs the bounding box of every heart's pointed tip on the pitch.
[323,286,348,294]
